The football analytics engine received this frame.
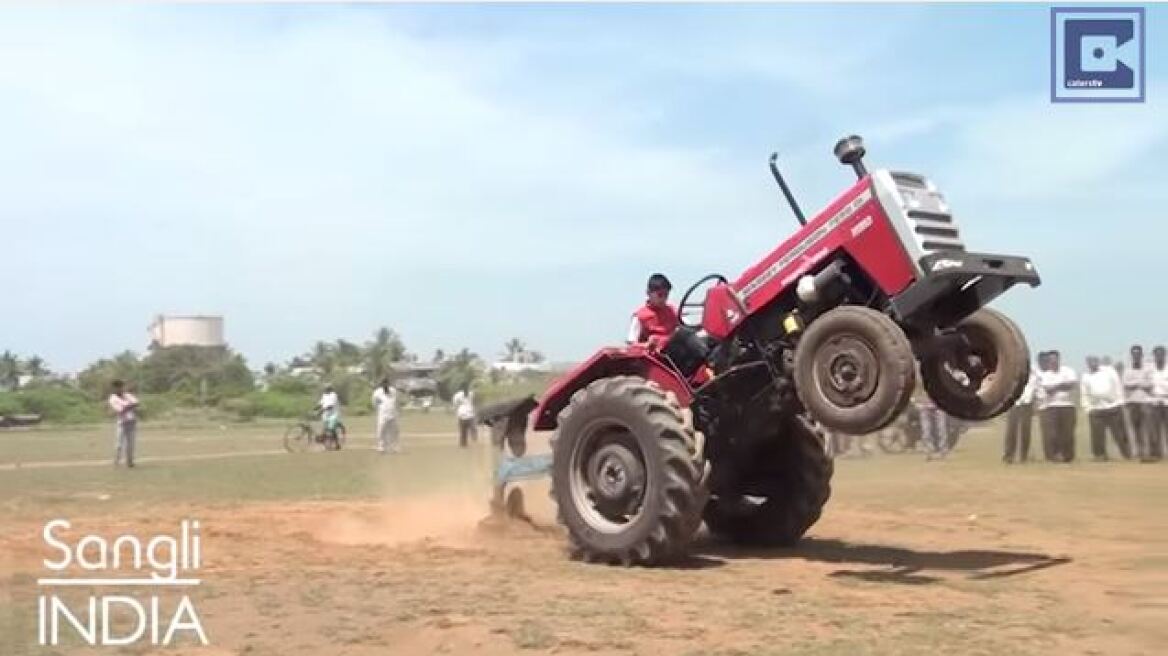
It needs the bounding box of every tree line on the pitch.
[0,329,552,424]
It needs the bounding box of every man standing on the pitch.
[108,380,140,468]
[1038,350,1078,462]
[452,384,477,448]
[1149,345,1168,461]
[1123,345,1156,462]
[372,378,401,454]
[1035,351,1055,461]
[1003,359,1040,464]
[1080,356,1130,461]
[918,395,950,461]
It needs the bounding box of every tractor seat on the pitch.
[662,327,717,381]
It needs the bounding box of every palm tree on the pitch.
[334,339,362,368]
[437,348,483,398]
[432,348,446,364]
[311,341,336,376]
[0,351,19,389]
[503,338,527,362]
[25,356,49,379]
[363,327,405,382]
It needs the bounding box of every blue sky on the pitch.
[1,3,1165,373]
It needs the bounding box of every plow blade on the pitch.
[477,395,553,526]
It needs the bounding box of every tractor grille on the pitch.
[892,172,965,253]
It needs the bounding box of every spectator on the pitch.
[1122,345,1156,463]
[1035,351,1055,461]
[918,395,950,461]
[452,384,477,447]
[1080,355,1130,461]
[1003,356,1040,464]
[108,379,140,468]
[1038,350,1078,463]
[1150,345,1168,461]
[372,378,401,455]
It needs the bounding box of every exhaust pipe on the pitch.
[769,152,808,226]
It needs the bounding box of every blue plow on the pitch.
[477,395,551,523]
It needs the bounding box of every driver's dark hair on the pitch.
[647,273,671,292]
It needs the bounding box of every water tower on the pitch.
[147,315,225,348]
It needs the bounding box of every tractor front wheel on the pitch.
[703,414,833,546]
[550,376,705,566]
[919,308,1030,421]
[793,305,916,434]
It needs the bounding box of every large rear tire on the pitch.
[703,415,833,547]
[793,305,916,434]
[550,376,704,566]
[919,308,1030,421]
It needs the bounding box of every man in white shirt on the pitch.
[452,385,477,447]
[372,378,401,454]
[1037,350,1078,463]
[108,379,140,468]
[1080,356,1130,461]
[1003,357,1041,464]
[1150,345,1168,461]
[316,384,341,445]
[1122,345,1156,462]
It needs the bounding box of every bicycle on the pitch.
[283,413,347,453]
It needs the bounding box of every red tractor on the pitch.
[483,134,1040,565]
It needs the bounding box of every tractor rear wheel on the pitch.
[793,305,916,434]
[550,376,704,566]
[703,415,833,547]
[919,308,1030,421]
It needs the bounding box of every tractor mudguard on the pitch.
[530,346,693,432]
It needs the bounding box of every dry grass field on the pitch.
[1,412,1165,655]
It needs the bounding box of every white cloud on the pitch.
[854,82,1168,203]
[0,7,777,277]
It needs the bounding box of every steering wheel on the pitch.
[677,274,729,329]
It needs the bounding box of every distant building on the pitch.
[491,360,551,374]
[392,361,440,406]
[491,351,550,374]
[148,315,225,348]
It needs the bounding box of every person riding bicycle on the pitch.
[316,384,341,442]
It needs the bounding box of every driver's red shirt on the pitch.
[633,302,679,349]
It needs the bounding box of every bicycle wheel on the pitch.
[283,422,314,453]
[332,422,347,450]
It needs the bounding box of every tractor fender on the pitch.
[531,346,693,431]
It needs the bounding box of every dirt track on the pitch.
[4,479,1165,656]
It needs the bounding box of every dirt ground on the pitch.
[1,422,1166,655]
